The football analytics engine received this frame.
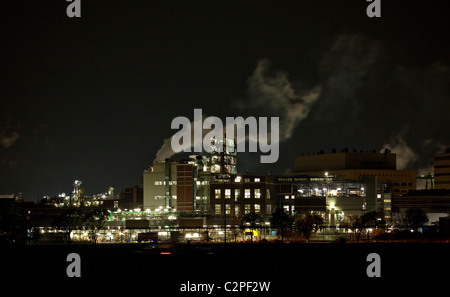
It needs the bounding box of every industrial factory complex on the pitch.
[2,142,450,244]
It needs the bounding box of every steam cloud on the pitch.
[381,129,418,170]
[246,59,321,141]
[312,34,450,171]
[154,33,450,172]
[154,115,207,162]
[0,123,20,149]
[154,59,321,162]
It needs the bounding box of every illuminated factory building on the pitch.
[143,137,237,214]
[17,144,450,243]
[293,148,416,197]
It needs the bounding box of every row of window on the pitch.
[215,204,272,215]
[277,177,324,182]
[233,177,262,183]
[154,195,209,200]
[214,177,264,183]
[154,181,177,186]
[214,188,270,199]
[434,173,450,176]
[393,189,410,192]
[154,181,210,186]
[392,182,413,186]
[154,195,177,200]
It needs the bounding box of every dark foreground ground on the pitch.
[1,242,449,295]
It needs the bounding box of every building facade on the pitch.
[209,174,276,218]
[273,174,385,227]
[434,148,450,189]
[119,185,143,210]
[293,149,416,197]
[143,160,179,212]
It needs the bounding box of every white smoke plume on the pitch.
[154,136,176,162]
[381,130,418,170]
[246,59,321,140]
[0,124,20,149]
[154,113,207,162]
[154,59,320,162]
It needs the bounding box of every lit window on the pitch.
[154,181,164,185]
[266,189,271,199]
[215,189,221,199]
[266,204,272,214]
[225,204,231,214]
[225,189,231,199]
[255,204,260,214]
[245,189,251,199]
[285,195,290,199]
[234,189,240,201]
[245,178,251,183]
[255,189,261,199]
[215,205,221,215]
[235,176,242,183]
[254,178,261,182]
[245,204,251,214]
[235,205,241,216]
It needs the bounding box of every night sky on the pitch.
[1,0,449,201]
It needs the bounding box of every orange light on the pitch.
[160,252,171,255]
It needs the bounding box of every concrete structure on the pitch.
[294,149,396,171]
[434,148,450,189]
[143,156,213,214]
[119,185,143,209]
[176,163,212,213]
[393,189,450,224]
[176,164,194,212]
[274,174,382,227]
[293,149,416,197]
[209,174,276,218]
[143,160,178,212]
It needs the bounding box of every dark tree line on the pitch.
[52,208,109,243]
[241,209,324,242]
[0,199,29,245]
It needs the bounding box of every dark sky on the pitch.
[1,0,449,200]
